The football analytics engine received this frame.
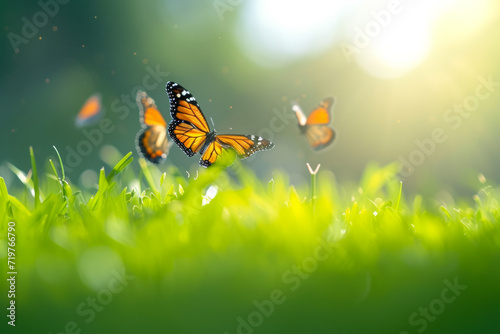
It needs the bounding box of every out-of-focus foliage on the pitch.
[0,149,499,333]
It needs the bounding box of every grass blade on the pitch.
[48,159,60,180]
[53,145,65,181]
[7,163,35,197]
[0,177,13,219]
[138,158,157,193]
[395,181,403,212]
[29,146,41,207]
[87,168,108,210]
[307,163,321,215]
[268,178,274,196]
[8,195,31,217]
[106,152,134,183]
[0,177,8,200]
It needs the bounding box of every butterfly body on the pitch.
[199,130,218,154]
[166,81,274,167]
[292,97,336,151]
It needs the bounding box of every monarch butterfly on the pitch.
[292,97,336,151]
[136,90,172,164]
[166,81,274,167]
[75,93,103,128]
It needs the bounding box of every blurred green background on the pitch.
[2,2,500,333]
[1,0,500,193]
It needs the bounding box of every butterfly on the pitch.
[291,97,336,151]
[75,93,103,128]
[136,90,172,164]
[166,81,274,168]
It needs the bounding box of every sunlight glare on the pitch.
[353,2,435,79]
[237,0,353,67]
[355,13,431,79]
[351,0,494,79]
[438,0,496,41]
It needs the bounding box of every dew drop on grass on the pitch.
[202,185,219,206]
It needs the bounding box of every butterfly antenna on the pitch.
[210,117,215,128]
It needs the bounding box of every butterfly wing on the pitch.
[306,97,334,125]
[75,93,103,128]
[166,81,211,157]
[199,134,275,168]
[217,135,274,158]
[304,125,335,151]
[168,119,210,157]
[200,139,223,168]
[136,126,171,163]
[136,90,171,164]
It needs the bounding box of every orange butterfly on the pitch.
[75,93,103,128]
[292,97,336,151]
[166,81,274,167]
[136,90,172,164]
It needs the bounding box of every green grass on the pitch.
[1,148,500,334]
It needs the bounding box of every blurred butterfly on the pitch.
[136,90,172,164]
[75,93,103,128]
[166,81,274,167]
[292,97,336,151]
